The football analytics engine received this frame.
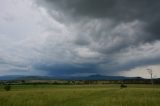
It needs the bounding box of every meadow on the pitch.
[0,84,160,106]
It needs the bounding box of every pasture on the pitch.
[0,84,160,106]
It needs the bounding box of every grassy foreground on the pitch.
[0,84,160,106]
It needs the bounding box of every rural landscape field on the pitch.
[0,84,160,106]
[1,0,160,106]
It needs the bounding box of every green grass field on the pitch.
[0,84,160,106]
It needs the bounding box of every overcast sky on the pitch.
[0,0,160,78]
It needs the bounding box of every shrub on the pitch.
[4,85,11,91]
[120,84,127,88]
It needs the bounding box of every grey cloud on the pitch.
[37,0,160,43]
[34,0,160,76]
[74,35,90,46]
[1,0,160,77]
[98,42,160,74]
[33,62,99,76]
[37,0,159,20]
[146,19,160,41]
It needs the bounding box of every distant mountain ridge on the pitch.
[0,74,145,81]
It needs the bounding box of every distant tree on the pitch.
[4,85,11,91]
[120,84,127,88]
[21,80,25,84]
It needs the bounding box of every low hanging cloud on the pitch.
[0,0,160,77]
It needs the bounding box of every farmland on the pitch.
[0,84,160,106]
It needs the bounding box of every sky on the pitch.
[0,0,160,78]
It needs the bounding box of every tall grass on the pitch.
[0,84,160,106]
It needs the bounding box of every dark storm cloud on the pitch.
[74,35,90,46]
[34,0,160,76]
[37,0,159,20]
[146,20,160,41]
[37,0,160,44]
[105,51,160,73]
[33,63,98,76]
